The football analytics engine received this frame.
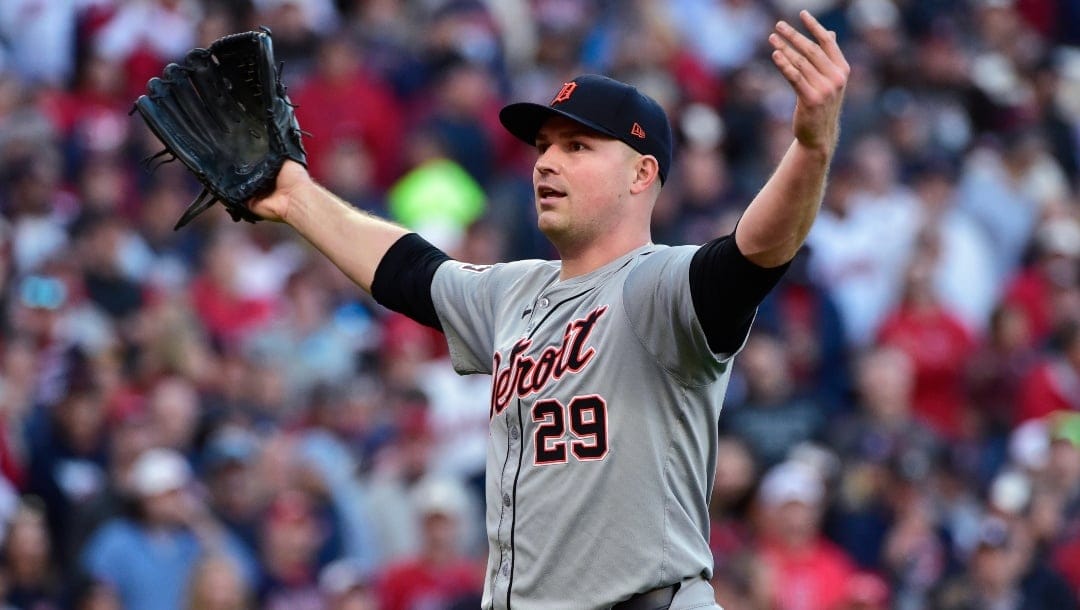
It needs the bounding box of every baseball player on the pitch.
[248,10,848,610]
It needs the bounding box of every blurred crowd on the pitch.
[0,0,1079,609]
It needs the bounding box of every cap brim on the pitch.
[499,102,620,147]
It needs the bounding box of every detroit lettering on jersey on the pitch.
[489,305,607,417]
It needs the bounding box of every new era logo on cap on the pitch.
[499,74,673,184]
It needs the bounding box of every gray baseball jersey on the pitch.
[431,242,742,609]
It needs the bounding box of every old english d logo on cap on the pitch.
[551,82,577,105]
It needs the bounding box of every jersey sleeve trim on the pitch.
[689,234,790,354]
[370,233,451,331]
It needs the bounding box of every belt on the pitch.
[611,583,680,610]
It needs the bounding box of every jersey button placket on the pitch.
[494,401,519,599]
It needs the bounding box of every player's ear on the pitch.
[629,155,660,195]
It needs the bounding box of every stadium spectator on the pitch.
[748,460,856,610]
[201,426,264,554]
[319,558,377,610]
[932,515,1078,610]
[756,248,850,409]
[81,448,255,610]
[93,0,202,99]
[255,488,329,610]
[1,498,59,609]
[877,246,977,439]
[1002,215,1080,346]
[967,303,1041,437]
[956,130,1069,283]
[376,476,484,610]
[1017,320,1080,423]
[26,367,110,558]
[908,159,998,333]
[708,435,758,606]
[722,333,826,468]
[828,345,940,571]
[185,553,253,610]
[290,34,404,188]
[806,153,914,348]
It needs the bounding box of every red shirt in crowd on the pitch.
[377,558,484,610]
[1053,534,1080,600]
[758,538,856,610]
[1016,357,1080,423]
[877,305,976,439]
[291,68,403,188]
[1003,268,1054,346]
[189,275,275,349]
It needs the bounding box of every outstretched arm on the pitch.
[249,161,411,293]
[735,10,849,268]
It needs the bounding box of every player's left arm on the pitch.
[734,10,850,268]
[686,12,848,355]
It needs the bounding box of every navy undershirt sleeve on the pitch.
[689,235,791,354]
[370,233,451,331]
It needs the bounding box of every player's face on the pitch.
[533,117,640,246]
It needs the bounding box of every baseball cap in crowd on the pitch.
[759,460,824,507]
[129,448,191,497]
[318,558,372,597]
[989,469,1034,515]
[412,475,470,518]
[1009,417,1050,471]
[1036,217,1080,258]
[200,427,259,473]
[499,74,673,184]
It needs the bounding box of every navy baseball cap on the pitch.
[499,74,673,184]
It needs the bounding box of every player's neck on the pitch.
[556,235,651,280]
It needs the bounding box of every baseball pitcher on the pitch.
[133,10,848,610]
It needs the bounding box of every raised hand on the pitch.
[247,159,313,223]
[768,10,850,156]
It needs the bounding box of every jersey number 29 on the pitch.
[532,395,609,464]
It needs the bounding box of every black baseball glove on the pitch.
[132,28,307,229]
